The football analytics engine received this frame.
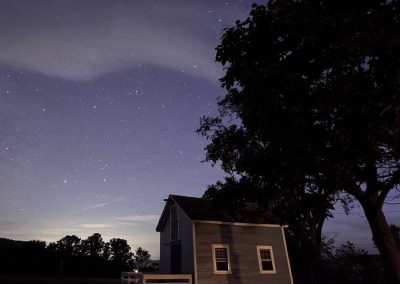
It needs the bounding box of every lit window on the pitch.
[257,246,276,273]
[212,244,231,274]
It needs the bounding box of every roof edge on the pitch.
[193,220,288,228]
[155,195,196,232]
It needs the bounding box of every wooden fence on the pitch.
[121,272,192,284]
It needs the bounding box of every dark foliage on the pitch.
[109,238,134,272]
[138,261,159,272]
[391,224,400,252]
[47,235,81,256]
[0,234,155,278]
[134,247,151,272]
[80,233,105,257]
[0,238,51,276]
[321,242,384,283]
[198,0,400,282]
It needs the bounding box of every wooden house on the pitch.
[154,194,294,284]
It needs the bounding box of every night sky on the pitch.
[0,0,398,259]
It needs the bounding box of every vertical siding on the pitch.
[178,208,194,274]
[195,223,292,284]
[158,203,194,275]
[159,215,170,273]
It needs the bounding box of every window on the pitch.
[212,244,231,274]
[257,246,276,273]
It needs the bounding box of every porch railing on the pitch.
[121,272,192,284]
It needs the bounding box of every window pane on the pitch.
[261,260,273,271]
[216,261,229,271]
[215,248,227,259]
[258,248,274,272]
[260,249,271,260]
[214,247,229,272]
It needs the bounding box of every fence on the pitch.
[121,272,192,284]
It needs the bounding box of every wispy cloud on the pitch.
[76,214,159,229]
[115,214,159,224]
[70,199,123,214]
[79,223,113,229]
[0,0,234,82]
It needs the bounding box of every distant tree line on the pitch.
[0,233,157,278]
[317,240,384,284]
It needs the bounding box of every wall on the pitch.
[179,209,194,274]
[194,223,292,284]
[158,203,194,275]
[158,212,170,273]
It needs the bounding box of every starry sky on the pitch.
[0,0,398,259]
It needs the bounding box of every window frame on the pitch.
[257,245,276,274]
[212,244,231,274]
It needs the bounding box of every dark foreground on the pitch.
[0,276,119,284]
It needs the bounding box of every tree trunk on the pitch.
[362,203,400,283]
[309,219,324,283]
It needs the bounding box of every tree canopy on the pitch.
[81,233,105,257]
[109,238,134,271]
[134,247,151,271]
[198,0,400,282]
[47,235,81,256]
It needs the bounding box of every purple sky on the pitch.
[0,0,398,259]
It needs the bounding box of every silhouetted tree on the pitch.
[48,235,82,256]
[391,224,400,251]
[0,235,148,277]
[134,247,151,271]
[81,233,105,257]
[139,261,159,272]
[331,242,383,283]
[109,238,134,271]
[0,238,49,276]
[103,241,111,261]
[198,1,400,281]
[335,242,368,259]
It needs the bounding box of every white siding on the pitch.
[194,223,292,284]
[158,203,194,274]
[159,215,170,273]
[179,208,193,274]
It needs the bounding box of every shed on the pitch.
[155,194,293,284]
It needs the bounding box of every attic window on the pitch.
[257,246,276,274]
[212,244,231,274]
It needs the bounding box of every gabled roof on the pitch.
[156,194,273,232]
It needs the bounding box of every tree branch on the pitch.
[377,169,400,209]
[345,182,364,202]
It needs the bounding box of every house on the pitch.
[155,194,294,284]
